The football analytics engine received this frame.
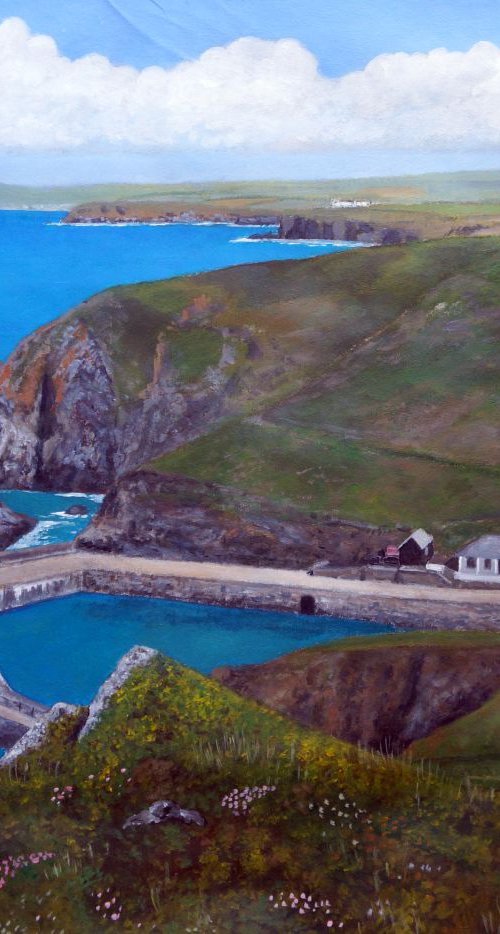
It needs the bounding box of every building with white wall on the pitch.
[451,536,500,584]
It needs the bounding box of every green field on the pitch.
[7,168,500,211]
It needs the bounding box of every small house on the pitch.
[398,528,434,566]
[448,536,500,583]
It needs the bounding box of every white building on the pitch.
[452,536,500,583]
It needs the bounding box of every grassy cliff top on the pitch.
[0,650,499,930]
[9,168,500,211]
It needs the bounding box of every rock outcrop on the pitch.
[78,645,159,739]
[213,640,500,752]
[1,702,79,766]
[77,470,399,567]
[123,799,205,830]
[0,501,36,549]
[277,215,418,244]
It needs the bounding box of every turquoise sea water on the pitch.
[0,210,364,360]
[0,593,393,705]
[0,490,103,549]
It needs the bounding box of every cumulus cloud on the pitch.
[1,16,500,152]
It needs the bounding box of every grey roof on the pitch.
[399,528,433,550]
[456,535,500,558]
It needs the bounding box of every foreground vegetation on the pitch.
[0,651,498,932]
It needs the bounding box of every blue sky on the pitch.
[1,0,500,183]
[3,0,500,74]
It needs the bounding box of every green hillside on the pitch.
[7,168,500,210]
[0,652,498,931]
[132,237,500,550]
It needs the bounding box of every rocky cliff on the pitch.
[0,288,268,491]
[213,635,500,751]
[77,470,399,566]
[277,215,418,244]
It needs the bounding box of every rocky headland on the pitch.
[63,200,418,244]
[76,470,400,566]
[213,634,500,752]
[62,201,280,228]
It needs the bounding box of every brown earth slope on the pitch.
[213,634,500,752]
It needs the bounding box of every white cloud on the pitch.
[1,16,500,152]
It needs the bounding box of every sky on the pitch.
[1,0,500,183]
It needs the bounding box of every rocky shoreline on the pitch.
[63,204,418,245]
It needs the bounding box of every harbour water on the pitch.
[0,593,393,705]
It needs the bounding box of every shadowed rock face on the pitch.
[77,470,398,567]
[0,501,36,549]
[279,215,418,244]
[0,305,252,492]
[213,645,500,751]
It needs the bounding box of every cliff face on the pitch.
[278,215,418,244]
[0,297,258,492]
[77,470,398,566]
[213,640,500,751]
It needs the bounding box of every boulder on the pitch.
[65,504,88,516]
[123,799,205,830]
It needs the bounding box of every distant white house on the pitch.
[330,199,378,209]
[450,536,500,583]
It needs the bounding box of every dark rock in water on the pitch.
[213,642,500,753]
[77,471,400,567]
[65,504,88,516]
[0,501,36,549]
[123,799,205,830]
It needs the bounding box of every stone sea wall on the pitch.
[0,572,82,612]
[82,569,500,631]
[0,563,498,631]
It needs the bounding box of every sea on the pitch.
[0,209,363,546]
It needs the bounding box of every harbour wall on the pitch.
[0,559,499,630]
[0,573,82,612]
[82,569,500,631]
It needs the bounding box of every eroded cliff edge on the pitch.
[213,634,500,751]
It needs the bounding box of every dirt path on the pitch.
[0,551,499,607]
